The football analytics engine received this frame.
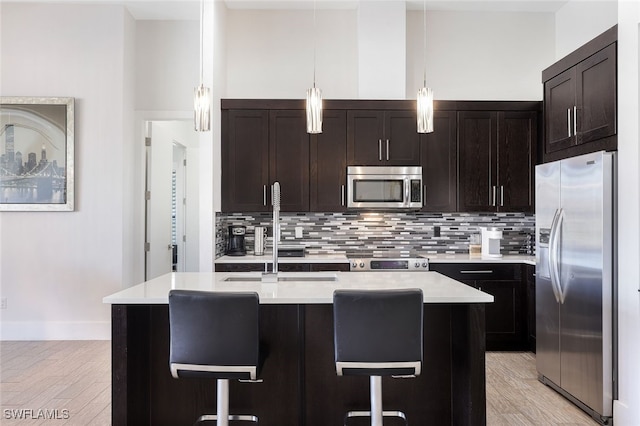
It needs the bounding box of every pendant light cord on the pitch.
[313,0,317,88]
[199,0,204,84]
[422,0,427,87]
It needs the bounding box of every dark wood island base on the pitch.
[111,303,486,425]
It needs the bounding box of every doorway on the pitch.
[144,120,199,281]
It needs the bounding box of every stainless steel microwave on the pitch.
[347,166,423,209]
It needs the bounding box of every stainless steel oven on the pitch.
[347,166,422,209]
[349,257,429,272]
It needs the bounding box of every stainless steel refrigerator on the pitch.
[535,151,616,425]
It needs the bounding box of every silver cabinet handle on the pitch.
[378,139,383,161]
[386,139,390,161]
[460,270,493,274]
[573,105,577,136]
[263,185,267,206]
[492,186,497,207]
[567,108,572,137]
[341,185,345,206]
[500,185,504,207]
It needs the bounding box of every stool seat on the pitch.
[333,289,424,426]
[169,290,264,426]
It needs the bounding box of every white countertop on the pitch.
[215,253,535,266]
[103,271,494,305]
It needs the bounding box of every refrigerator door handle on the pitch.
[555,209,566,304]
[548,208,562,303]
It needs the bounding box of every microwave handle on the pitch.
[405,178,410,206]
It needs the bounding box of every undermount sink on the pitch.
[223,274,338,282]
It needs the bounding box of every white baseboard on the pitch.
[0,321,111,340]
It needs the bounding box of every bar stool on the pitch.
[168,290,264,426]
[333,289,424,426]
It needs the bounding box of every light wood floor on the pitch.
[486,352,597,425]
[0,341,597,425]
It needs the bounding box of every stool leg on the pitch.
[217,379,229,426]
[370,376,383,426]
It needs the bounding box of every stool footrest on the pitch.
[196,414,259,424]
[344,410,407,425]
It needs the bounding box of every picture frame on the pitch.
[0,97,75,211]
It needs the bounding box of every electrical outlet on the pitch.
[1,298,7,309]
[295,227,303,238]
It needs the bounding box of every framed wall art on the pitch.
[0,97,74,211]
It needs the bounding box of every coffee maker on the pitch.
[227,225,247,256]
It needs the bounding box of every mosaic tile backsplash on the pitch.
[215,212,535,258]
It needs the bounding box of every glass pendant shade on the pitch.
[306,86,323,134]
[194,83,211,132]
[417,86,434,134]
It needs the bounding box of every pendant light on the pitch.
[417,0,434,134]
[194,0,211,132]
[306,0,323,134]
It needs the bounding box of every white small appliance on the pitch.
[481,227,502,258]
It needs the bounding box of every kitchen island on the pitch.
[104,271,493,425]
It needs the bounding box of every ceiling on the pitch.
[5,0,572,20]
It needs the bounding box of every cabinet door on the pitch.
[222,110,270,212]
[576,43,617,145]
[347,110,385,165]
[421,110,457,212]
[310,110,347,212]
[476,278,527,350]
[384,111,421,165]
[525,264,536,352]
[458,111,497,212]
[269,110,310,212]
[544,68,576,153]
[497,111,536,212]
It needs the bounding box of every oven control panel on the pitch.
[349,258,429,272]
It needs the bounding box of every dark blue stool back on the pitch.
[333,289,424,377]
[169,290,260,380]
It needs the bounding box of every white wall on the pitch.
[225,8,554,101]
[358,1,406,98]
[614,1,640,423]
[406,10,555,100]
[135,20,199,111]
[0,3,135,339]
[555,0,618,59]
[225,9,359,99]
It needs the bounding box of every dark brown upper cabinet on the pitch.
[458,110,536,213]
[347,110,421,166]
[420,110,457,212]
[310,110,348,212]
[221,109,270,212]
[221,108,309,212]
[542,26,617,163]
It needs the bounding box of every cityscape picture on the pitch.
[1,97,74,211]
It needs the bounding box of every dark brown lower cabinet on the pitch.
[429,263,528,351]
[111,302,487,425]
[526,264,536,352]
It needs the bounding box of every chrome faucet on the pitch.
[262,182,280,283]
